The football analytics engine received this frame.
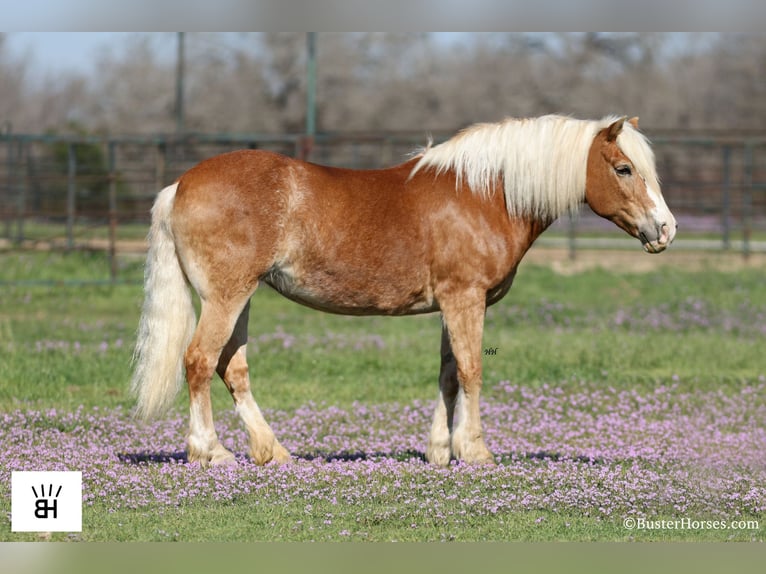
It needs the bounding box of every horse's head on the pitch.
[585,117,676,253]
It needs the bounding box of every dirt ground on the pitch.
[2,237,763,275]
[522,246,766,274]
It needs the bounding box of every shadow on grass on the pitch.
[117,449,428,465]
[118,449,603,465]
[118,451,189,464]
[504,451,604,465]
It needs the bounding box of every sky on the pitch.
[3,0,764,32]
[5,32,488,80]
[4,32,716,80]
[6,33,166,77]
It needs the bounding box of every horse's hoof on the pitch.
[425,443,452,467]
[188,443,236,467]
[251,443,292,466]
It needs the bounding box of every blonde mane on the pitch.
[410,114,659,220]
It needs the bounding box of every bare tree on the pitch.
[260,33,307,132]
[183,34,279,132]
[4,32,766,136]
[700,34,766,130]
[84,34,176,134]
[0,34,31,132]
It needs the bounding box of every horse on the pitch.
[130,114,677,468]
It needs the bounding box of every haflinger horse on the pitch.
[131,114,676,468]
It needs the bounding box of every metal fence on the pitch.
[1,131,765,280]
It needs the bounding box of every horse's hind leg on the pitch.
[216,298,291,465]
[426,325,459,466]
[185,298,249,466]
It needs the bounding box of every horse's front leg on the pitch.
[426,325,459,466]
[436,290,495,465]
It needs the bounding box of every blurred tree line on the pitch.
[1,32,765,136]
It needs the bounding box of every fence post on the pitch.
[66,142,77,251]
[15,141,26,245]
[108,141,118,282]
[305,31,317,160]
[5,138,14,241]
[721,145,731,251]
[742,142,753,260]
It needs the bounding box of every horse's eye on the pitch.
[615,165,632,176]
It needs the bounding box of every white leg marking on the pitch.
[450,388,494,464]
[427,391,452,466]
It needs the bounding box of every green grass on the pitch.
[1,250,764,542]
[4,220,150,244]
[2,251,764,412]
[1,251,764,416]
[77,504,752,543]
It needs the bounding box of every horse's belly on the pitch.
[262,263,436,316]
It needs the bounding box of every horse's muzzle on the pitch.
[640,222,676,254]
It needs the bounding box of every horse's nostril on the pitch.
[658,223,671,245]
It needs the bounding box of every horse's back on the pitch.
[168,150,437,314]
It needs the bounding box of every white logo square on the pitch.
[11,471,82,532]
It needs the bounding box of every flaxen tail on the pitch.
[130,183,196,420]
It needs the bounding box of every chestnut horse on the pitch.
[131,115,676,467]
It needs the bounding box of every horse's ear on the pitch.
[628,116,639,129]
[606,117,627,141]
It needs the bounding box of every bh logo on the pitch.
[11,471,82,532]
[32,484,62,519]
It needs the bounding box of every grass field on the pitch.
[0,249,764,542]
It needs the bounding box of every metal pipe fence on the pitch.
[1,131,765,281]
